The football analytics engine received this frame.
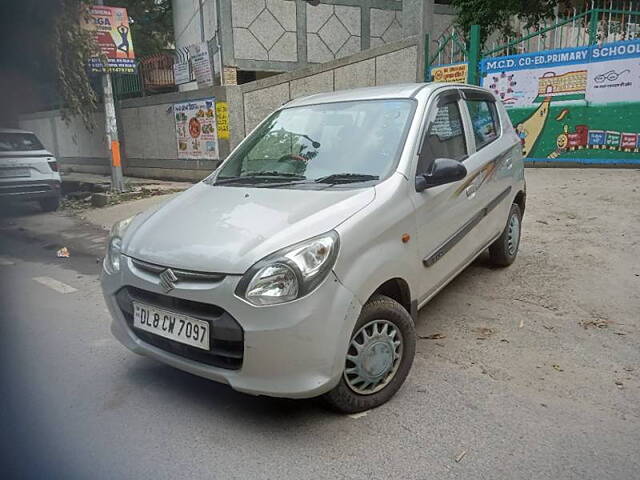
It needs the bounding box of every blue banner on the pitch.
[481,39,640,74]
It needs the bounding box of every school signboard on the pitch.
[480,39,640,165]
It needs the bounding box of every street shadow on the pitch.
[0,199,46,219]
[124,357,339,427]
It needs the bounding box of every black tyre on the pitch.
[489,203,522,267]
[324,294,416,414]
[39,196,60,212]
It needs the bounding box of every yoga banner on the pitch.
[83,6,136,74]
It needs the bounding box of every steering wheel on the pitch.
[278,153,307,163]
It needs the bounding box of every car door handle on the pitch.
[465,185,477,198]
[505,157,513,169]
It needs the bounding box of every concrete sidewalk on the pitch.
[79,192,182,230]
[61,172,194,194]
[58,172,193,228]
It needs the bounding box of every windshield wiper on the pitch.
[245,171,306,178]
[215,172,306,185]
[314,173,379,184]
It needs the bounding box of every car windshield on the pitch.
[0,133,44,152]
[211,99,414,187]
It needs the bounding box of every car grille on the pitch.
[129,257,226,284]
[115,286,244,370]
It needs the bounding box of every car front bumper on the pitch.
[101,255,362,399]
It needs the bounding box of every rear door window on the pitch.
[0,133,44,152]
[466,100,500,149]
[417,98,467,173]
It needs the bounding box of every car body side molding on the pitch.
[423,186,512,267]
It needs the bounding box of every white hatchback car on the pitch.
[0,128,62,211]
[102,83,525,413]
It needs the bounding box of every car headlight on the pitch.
[104,216,134,274]
[236,231,340,306]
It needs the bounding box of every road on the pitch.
[1,169,639,479]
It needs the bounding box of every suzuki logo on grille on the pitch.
[159,268,178,293]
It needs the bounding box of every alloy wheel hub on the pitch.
[344,319,403,395]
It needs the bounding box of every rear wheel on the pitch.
[489,203,522,267]
[39,197,60,212]
[324,295,416,414]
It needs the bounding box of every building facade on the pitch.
[172,0,454,86]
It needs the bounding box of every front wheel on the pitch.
[489,203,522,267]
[324,295,416,414]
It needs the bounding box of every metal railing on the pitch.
[484,3,640,58]
[428,26,469,68]
[113,52,181,99]
[425,3,640,84]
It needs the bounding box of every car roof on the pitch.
[284,83,433,108]
[0,127,34,134]
[284,82,483,108]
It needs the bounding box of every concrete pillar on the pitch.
[402,0,434,37]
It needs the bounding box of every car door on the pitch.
[460,89,518,242]
[410,89,474,304]
[411,89,502,305]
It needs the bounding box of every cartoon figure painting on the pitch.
[515,97,551,157]
[548,124,639,158]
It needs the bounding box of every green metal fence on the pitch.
[112,72,144,99]
[484,6,640,59]
[426,5,640,85]
[426,26,469,75]
[112,53,180,99]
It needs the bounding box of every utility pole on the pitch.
[102,73,124,192]
[199,0,205,43]
[96,0,125,192]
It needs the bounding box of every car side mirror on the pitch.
[415,158,467,192]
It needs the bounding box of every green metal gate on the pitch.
[426,5,640,85]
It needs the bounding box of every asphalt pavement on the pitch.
[1,169,639,480]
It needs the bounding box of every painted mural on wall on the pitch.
[174,98,219,160]
[480,39,640,164]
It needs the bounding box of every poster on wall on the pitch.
[480,39,640,165]
[82,6,136,74]
[189,43,214,87]
[173,61,191,85]
[174,98,219,160]
[215,102,230,140]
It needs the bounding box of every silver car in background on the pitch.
[0,128,62,211]
[102,83,526,413]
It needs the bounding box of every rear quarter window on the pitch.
[466,100,500,150]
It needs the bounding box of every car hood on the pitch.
[123,182,375,274]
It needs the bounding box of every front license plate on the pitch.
[133,302,210,350]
